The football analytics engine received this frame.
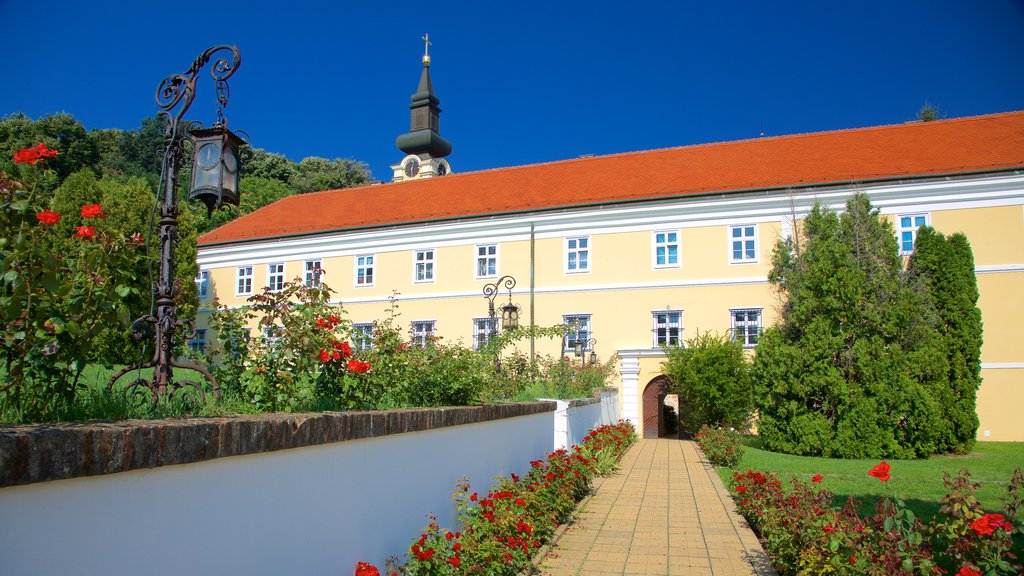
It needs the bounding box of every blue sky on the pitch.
[2,1,1022,182]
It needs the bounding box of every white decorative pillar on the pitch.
[619,353,641,426]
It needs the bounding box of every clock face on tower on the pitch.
[197,142,221,170]
[404,158,420,178]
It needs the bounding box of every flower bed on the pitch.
[728,464,1023,575]
[355,421,637,576]
[694,424,744,467]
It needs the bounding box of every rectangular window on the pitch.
[411,321,436,348]
[652,311,682,347]
[566,237,590,273]
[236,266,253,295]
[356,255,375,286]
[731,309,762,347]
[729,224,758,263]
[263,324,282,347]
[476,244,497,278]
[195,270,210,300]
[414,249,435,282]
[188,328,207,355]
[563,314,592,352]
[352,323,374,351]
[473,317,497,351]
[653,231,679,268]
[898,214,928,253]
[305,260,322,287]
[267,263,285,292]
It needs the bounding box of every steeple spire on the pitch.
[393,35,452,182]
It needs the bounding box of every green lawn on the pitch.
[719,437,1023,522]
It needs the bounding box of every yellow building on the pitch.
[195,56,1024,441]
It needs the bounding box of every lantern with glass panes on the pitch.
[188,126,243,215]
[574,337,597,366]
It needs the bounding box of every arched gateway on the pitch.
[641,376,671,439]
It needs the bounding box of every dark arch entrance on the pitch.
[642,376,671,439]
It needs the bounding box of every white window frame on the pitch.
[236,266,253,296]
[304,260,322,287]
[651,311,682,347]
[728,224,759,264]
[195,270,210,300]
[267,262,285,293]
[355,255,375,287]
[410,320,436,348]
[731,308,762,348]
[475,244,498,279]
[652,230,680,269]
[352,322,374,351]
[473,317,497,351]
[414,249,435,283]
[897,213,929,254]
[263,324,282,348]
[562,314,593,352]
[565,236,591,273]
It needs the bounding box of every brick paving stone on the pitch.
[538,438,775,576]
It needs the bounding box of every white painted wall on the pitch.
[0,412,553,576]
[548,390,619,451]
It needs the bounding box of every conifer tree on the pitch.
[754,194,946,458]
[907,227,983,452]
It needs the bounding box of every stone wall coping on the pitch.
[0,402,556,489]
[565,398,601,408]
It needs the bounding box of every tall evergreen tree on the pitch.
[754,194,946,458]
[907,227,983,452]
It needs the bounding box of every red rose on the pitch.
[315,318,330,329]
[33,142,58,159]
[957,567,981,576]
[868,461,891,482]
[849,556,857,565]
[469,492,478,502]
[73,225,96,239]
[812,474,824,483]
[355,562,380,576]
[445,532,454,540]
[13,147,40,164]
[736,485,748,493]
[452,543,462,552]
[35,209,60,225]
[331,350,341,361]
[969,513,1007,536]
[347,359,370,373]
[80,204,106,218]
[318,350,331,363]
[448,555,460,568]
[340,341,353,358]
[329,314,340,324]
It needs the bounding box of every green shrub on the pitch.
[753,195,979,459]
[695,425,744,467]
[662,331,752,435]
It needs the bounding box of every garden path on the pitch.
[538,438,776,576]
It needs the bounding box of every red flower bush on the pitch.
[35,209,60,225]
[362,421,637,576]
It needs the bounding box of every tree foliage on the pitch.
[662,330,753,435]
[753,194,980,458]
[907,227,984,453]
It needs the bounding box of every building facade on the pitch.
[194,69,1024,441]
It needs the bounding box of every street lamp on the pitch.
[108,45,244,403]
[574,337,597,367]
[482,275,519,343]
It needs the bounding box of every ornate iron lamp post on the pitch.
[574,337,598,367]
[482,275,519,343]
[108,45,244,403]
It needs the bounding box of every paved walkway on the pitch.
[538,438,776,576]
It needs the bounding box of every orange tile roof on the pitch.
[199,111,1024,246]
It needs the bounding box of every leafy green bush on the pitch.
[662,330,752,435]
[753,195,981,458]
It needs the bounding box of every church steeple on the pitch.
[393,34,452,182]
